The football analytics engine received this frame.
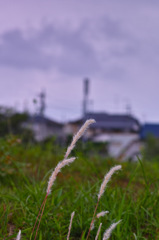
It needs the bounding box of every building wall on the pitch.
[119,141,143,161]
[93,132,140,160]
[108,133,139,159]
[63,121,142,161]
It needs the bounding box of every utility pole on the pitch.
[39,90,46,117]
[83,78,89,118]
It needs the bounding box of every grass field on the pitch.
[0,136,159,239]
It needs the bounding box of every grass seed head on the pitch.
[16,230,21,240]
[96,211,109,218]
[47,157,76,194]
[91,211,109,231]
[98,165,122,200]
[102,220,121,240]
[64,119,95,159]
[67,211,75,240]
[95,223,102,240]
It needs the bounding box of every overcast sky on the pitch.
[0,0,159,122]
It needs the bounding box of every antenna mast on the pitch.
[83,78,89,117]
[39,90,46,117]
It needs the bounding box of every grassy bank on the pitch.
[0,136,159,239]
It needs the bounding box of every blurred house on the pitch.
[64,112,142,161]
[23,115,63,141]
[23,112,159,160]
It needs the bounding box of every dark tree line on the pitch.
[0,106,32,139]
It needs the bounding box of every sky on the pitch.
[0,0,159,123]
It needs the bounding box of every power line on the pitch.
[48,103,81,111]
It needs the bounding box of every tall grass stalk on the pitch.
[16,230,21,240]
[96,211,109,218]
[47,157,76,194]
[98,165,122,200]
[64,119,95,159]
[67,211,75,240]
[95,223,102,240]
[91,211,109,231]
[86,165,122,240]
[32,119,95,239]
[102,220,121,240]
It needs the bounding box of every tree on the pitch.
[0,106,29,137]
[143,135,159,161]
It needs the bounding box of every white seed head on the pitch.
[103,220,121,240]
[98,165,122,200]
[47,119,95,194]
[64,119,95,159]
[16,230,21,240]
[95,223,102,240]
[67,211,75,240]
[96,211,109,218]
[90,221,95,231]
[91,211,109,231]
[47,157,76,194]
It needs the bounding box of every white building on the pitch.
[64,112,141,161]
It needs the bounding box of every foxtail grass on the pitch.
[32,119,95,239]
[16,230,21,240]
[19,118,122,239]
[67,211,75,240]
[102,220,122,240]
[98,165,122,200]
[47,157,76,194]
[96,211,109,218]
[95,223,102,240]
[64,119,95,160]
[91,211,109,231]
[86,165,122,240]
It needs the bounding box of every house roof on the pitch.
[69,112,140,132]
[29,115,63,127]
[140,123,159,139]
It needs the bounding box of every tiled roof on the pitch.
[69,112,140,132]
[29,115,63,127]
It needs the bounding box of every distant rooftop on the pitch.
[69,112,140,132]
[29,115,63,127]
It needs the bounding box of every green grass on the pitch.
[0,136,159,239]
